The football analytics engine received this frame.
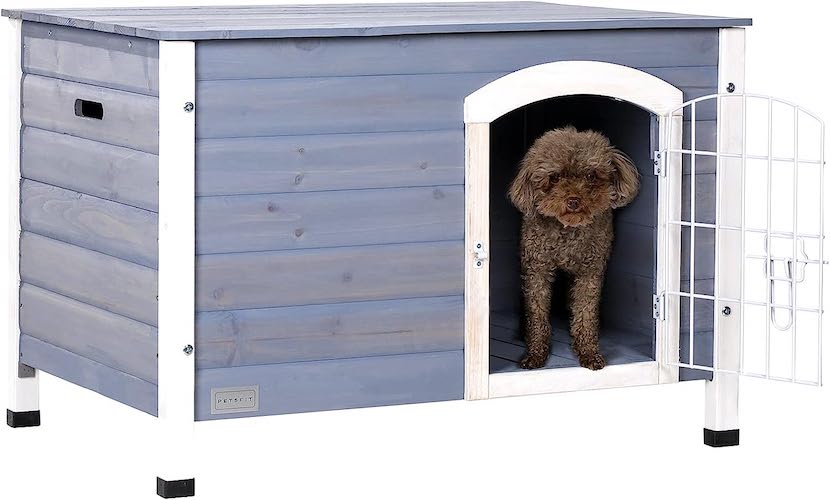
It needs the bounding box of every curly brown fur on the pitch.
[508,126,639,370]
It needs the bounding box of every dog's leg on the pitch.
[519,269,553,369]
[569,273,606,370]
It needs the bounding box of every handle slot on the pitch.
[74,99,104,120]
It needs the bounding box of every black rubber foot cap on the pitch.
[704,428,740,447]
[7,409,40,428]
[157,478,195,498]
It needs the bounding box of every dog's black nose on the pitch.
[566,197,581,211]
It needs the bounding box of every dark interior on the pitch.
[489,95,658,374]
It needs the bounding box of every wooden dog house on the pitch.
[3,3,824,498]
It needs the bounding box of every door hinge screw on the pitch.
[183,102,195,112]
[183,344,194,355]
[726,82,736,93]
[722,306,732,316]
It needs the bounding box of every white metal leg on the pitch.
[6,17,40,428]
[157,40,196,497]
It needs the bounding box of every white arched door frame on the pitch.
[463,60,684,401]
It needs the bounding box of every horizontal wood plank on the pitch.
[196,186,463,254]
[22,21,159,95]
[196,240,463,311]
[196,72,503,138]
[196,30,719,79]
[19,334,157,415]
[20,232,158,325]
[196,295,463,368]
[21,127,159,211]
[21,180,158,268]
[195,350,463,420]
[20,283,157,383]
[195,129,463,196]
[22,74,159,153]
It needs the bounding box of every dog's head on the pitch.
[508,126,640,227]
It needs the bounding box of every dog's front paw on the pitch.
[578,352,606,371]
[519,349,549,370]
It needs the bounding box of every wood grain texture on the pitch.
[21,127,159,211]
[196,295,463,368]
[195,129,463,196]
[464,122,489,400]
[19,283,157,383]
[22,74,159,153]
[196,30,720,79]
[3,5,750,40]
[196,240,463,311]
[19,232,158,325]
[22,21,159,96]
[21,180,158,268]
[19,334,157,415]
[195,350,463,420]
[196,186,463,254]
[7,17,40,415]
[196,72,502,139]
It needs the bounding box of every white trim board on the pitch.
[7,17,39,414]
[464,60,683,124]
[157,40,196,482]
[704,27,745,432]
[489,362,659,398]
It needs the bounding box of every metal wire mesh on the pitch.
[661,93,825,385]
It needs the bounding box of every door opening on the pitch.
[488,95,658,374]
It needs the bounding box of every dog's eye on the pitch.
[549,173,560,185]
[586,173,596,183]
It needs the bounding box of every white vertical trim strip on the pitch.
[464,122,489,400]
[705,27,745,432]
[7,18,39,414]
[157,40,196,481]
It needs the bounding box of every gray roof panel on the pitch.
[2,2,752,40]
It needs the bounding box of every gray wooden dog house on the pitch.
[4,3,825,498]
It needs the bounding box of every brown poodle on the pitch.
[508,126,640,370]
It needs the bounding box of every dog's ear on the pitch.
[508,160,538,216]
[609,149,640,208]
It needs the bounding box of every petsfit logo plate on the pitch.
[210,386,259,415]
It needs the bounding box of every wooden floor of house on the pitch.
[489,311,654,374]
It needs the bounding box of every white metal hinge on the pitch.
[473,241,488,269]
[653,150,666,176]
[653,293,665,320]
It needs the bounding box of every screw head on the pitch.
[722,306,732,316]
[183,102,195,112]
[183,344,194,355]
[726,82,736,93]
[476,261,482,267]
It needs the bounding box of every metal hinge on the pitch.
[653,150,666,176]
[473,241,488,269]
[653,293,665,320]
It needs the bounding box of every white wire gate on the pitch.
[659,93,825,385]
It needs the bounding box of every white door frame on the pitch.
[463,60,683,400]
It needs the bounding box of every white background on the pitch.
[1,1,828,499]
